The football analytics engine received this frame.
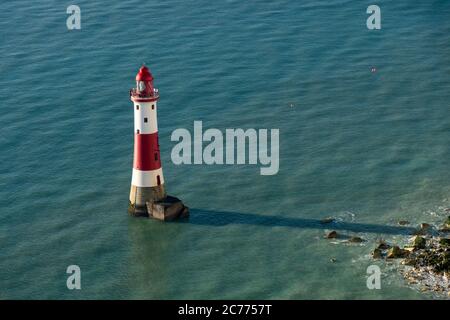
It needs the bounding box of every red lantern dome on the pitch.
[136,65,153,81]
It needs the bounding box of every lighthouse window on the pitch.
[144,117,148,123]
[154,153,158,161]
[152,104,155,110]
[136,129,140,134]
[136,105,139,110]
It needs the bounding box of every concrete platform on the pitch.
[147,195,189,221]
[128,195,189,221]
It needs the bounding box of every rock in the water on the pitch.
[377,241,391,250]
[398,220,410,226]
[348,236,365,243]
[414,223,432,235]
[413,236,426,250]
[320,217,335,224]
[326,231,338,239]
[330,258,337,263]
[420,223,431,230]
[372,248,382,259]
[387,246,409,259]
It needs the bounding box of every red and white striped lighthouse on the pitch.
[128,65,188,220]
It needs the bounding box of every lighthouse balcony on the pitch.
[130,88,159,99]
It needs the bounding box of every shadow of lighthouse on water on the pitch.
[189,209,416,235]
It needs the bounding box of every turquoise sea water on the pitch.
[0,0,449,299]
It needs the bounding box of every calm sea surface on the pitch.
[0,0,449,299]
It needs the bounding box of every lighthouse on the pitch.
[128,65,189,221]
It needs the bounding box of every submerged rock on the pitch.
[320,217,335,224]
[398,220,410,226]
[377,241,391,250]
[372,248,382,259]
[326,231,339,239]
[348,236,365,243]
[421,223,431,229]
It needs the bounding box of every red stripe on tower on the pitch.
[133,133,161,171]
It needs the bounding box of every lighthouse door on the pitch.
[157,175,161,186]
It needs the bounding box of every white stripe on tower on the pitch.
[131,168,164,187]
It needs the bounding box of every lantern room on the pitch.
[135,65,154,96]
